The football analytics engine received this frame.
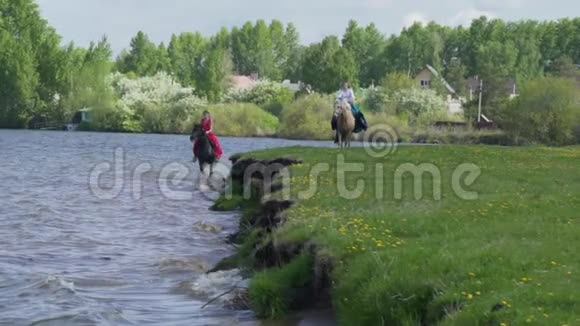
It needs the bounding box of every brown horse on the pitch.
[335,99,355,148]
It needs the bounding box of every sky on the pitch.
[36,0,577,55]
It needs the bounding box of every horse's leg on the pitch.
[348,132,352,148]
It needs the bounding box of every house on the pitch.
[228,74,258,92]
[281,80,301,92]
[415,65,463,114]
[415,64,457,96]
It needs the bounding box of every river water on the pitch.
[0,130,337,326]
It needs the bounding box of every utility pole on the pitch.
[477,79,483,123]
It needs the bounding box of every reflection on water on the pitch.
[0,130,337,326]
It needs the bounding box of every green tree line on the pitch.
[1,0,579,128]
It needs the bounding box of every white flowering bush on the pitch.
[110,72,207,133]
[391,88,448,126]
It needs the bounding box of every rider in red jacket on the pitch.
[193,111,223,159]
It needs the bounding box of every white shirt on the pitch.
[334,88,355,116]
[337,88,355,104]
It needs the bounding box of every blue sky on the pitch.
[37,0,577,55]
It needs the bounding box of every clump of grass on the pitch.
[211,193,245,211]
[249,255,314,319]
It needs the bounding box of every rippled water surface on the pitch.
[0,130,337,326]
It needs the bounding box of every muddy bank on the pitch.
[207,154,336,322]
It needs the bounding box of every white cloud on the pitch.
[403,12,429,28]
[450,8,497,26]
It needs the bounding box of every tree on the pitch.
[363,23,387,86]
[283,23,302,81]
[475,41,518,105]
[444,57,467,96]
[301,36,357,93]
[195,45,233,101]
[62,37,115,117]
[230,20,278,79]
[252,20,277,79]
[118,31,160,76]
[0,0,56,127]
[270,20,287,77]
[342,20,386,86]
[168,32,207,87]
[0,29,38,127]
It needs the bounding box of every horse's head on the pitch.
[335,99,350,115]
[191,123,205,139]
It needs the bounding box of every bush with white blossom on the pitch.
[110,72,208,133]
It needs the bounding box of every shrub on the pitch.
[362,87,393,114]
[392,88,448,126]
[224,81,294,117]
[502,77,580,145]
[90,103,130,132]
[277,94,335,140]
[199,103,279,137]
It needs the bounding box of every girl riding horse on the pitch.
[331,82,368,143]
[192,111,223,161]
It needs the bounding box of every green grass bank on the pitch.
[213,145,579,325]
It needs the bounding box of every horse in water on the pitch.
[335,99,355,148]
[191,123,218,177]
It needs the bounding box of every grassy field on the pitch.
[230,145,579,325]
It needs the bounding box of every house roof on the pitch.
[424,64,456,95]
[229,75,258,91]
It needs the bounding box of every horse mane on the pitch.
[336,99,355,134]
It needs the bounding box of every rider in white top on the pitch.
[334,82,354,116]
